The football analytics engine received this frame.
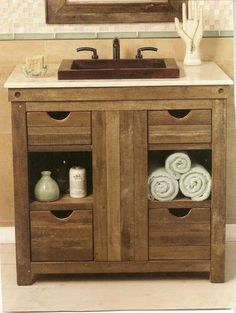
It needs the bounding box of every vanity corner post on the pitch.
[11,101,33,285]
[210,98,227,283]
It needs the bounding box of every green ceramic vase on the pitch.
[34,171,60,202]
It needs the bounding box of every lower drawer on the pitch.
[149,208,210,260]
[31,209,93,261]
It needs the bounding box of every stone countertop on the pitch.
[4,62,233,89]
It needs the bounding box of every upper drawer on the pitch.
[27,111,91,145]
[148,109,212,144]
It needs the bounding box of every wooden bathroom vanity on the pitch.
[5,62,233,285]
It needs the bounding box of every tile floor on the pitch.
[0,241,236,312]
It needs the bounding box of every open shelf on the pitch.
[30,194,93,211]
[149,198,211,209]
[28,151,93,200]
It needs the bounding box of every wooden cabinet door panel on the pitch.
[92,111,148,261]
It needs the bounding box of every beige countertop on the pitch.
[4,61,233,89]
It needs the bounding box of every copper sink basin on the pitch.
[58,58,179,80]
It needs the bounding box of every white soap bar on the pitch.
[25,55,44,73]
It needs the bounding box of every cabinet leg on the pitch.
[17,267,35,286]
[210,267,225,283]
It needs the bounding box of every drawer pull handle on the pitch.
[168,208,191,218]
[47,111,70,121]
[51,210,73,219]
[168,110,191,119]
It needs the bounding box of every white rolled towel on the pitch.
[179,164,212,201]
[148,167,179,201]
[165,152,191,180]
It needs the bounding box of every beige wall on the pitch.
[0,37,234,226]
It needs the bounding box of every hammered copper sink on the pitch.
[58,58,180,80]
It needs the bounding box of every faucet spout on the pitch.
[113,37,120,60]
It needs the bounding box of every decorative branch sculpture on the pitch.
[175,2,203,66]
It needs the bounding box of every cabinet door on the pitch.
[92,111,148,261]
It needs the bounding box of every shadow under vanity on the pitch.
[5,60,233,285]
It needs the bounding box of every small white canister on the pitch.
[69,166,87,198]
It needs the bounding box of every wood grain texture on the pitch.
[120,111,135,260]
[211,99,226,283]
[149,208,211,260]
[31,210,93,261]
[149,143,212,151]
[9,83,230,283]
[120,111,148,261]
[149,246,210,260]
[148,109,212,125]
[149,125,211,144]
[27,111,91,127]
[31,260,210,274]
[149,199,211,209]
[149,208,210,224]
[28,144,92,152]
[92,111,108,261]
[26,100,213,112]
[12,102,33,285]
[150,231,210,246]
[106,111,121,261]
[28,126,91,145]
[30,194,93,211]
[9,86,229,102]
[45,0,185,24]
[133,111,148,260]
[93,111,148,262]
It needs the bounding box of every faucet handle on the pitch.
[136,47,158,59]
[76,47,99,59]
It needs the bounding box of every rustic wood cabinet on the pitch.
[6,63,232,285]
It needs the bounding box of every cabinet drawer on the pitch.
[31,209,93,261]
[149,208,210,260]
[148,109,212,144]
[27,111,91,145]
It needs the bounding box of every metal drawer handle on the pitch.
[168,208,191,218]
[168,109,191,119]
[51,210,73,219]
[47,111,70,121]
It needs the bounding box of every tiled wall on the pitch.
[0,0,233,38]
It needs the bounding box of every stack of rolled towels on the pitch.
[148,152,212,201]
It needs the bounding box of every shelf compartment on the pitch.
[30,194,93,211]
[31,209,93,262]
[28,151,93,199]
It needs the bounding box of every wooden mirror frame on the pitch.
[46,0,188,24]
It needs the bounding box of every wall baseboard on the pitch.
[0,225,236,244]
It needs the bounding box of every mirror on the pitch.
[46,0,187,24]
